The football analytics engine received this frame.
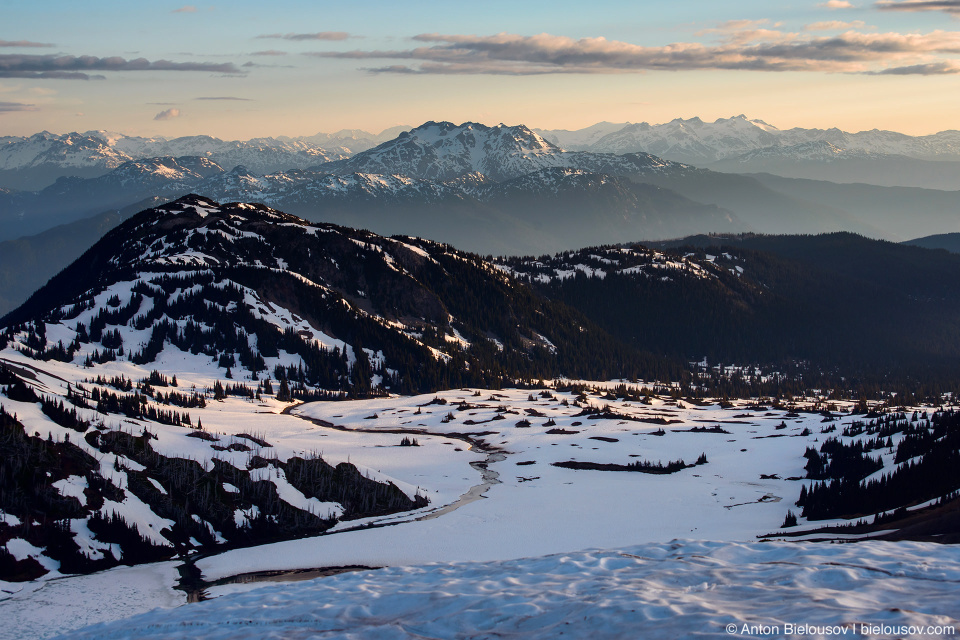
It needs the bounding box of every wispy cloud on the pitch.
[819,1,856,8]
[251,50,288,56]
[0,40,54,48]
[875,0,960,12]
[0,101,38,112]
[697,19,776,34]
[241,61,293,68]
[194,96,252,100]
[172,5,197,13]
[868,60,960,72]
[257,32,351,41]
[0,54,240,79]
[804,20,868,30]
[154,107,181,120]
[306,30,960,76]
[695,20,793,46]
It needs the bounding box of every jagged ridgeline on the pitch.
[1,195,678,394]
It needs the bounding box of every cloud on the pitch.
[0,101,38,112]
[242,61,293,68]
[0,40,53,48]
[0,54,240,79]
[251,50,288,56]
[193,96,252,100]
[697,19,774,34]
[257,32,351,41]
[819,1,855,8]
[696,21,796,46]
[875,0,960,11]
[804,20,868,30]
[868,60,960,72]
[172,5,197,13]
[306,30,960,76]
[154,107,181,120]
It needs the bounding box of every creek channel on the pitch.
[178,405,505,600]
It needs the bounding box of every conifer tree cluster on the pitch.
[0,361,431,582]
[797,410,960,520]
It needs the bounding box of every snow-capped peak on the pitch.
[541,116,960,164]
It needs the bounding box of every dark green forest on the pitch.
[503,232,960,397]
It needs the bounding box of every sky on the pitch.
[3,0,960,139]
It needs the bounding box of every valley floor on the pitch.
[1,352,957,638]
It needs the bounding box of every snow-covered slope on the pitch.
[497,242,724,283]
[4,194,586,371]
[5,375,960,638]
[0,132,139,191]
[56,539,960,640]
[319,121,570,181]
[198,166,462,206]
[9,156,225,227]
[0,132,131,172]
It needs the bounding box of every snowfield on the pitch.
[56,539,960,640]
[198,388,829,584]
[1,561,182,640]
[1,347,958,638]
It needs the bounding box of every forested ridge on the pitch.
[503,232,960,395]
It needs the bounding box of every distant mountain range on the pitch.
[0,127,410,191]
[7,116,960,195]
[539,115,960,161]
[537,116,960,190]
[2,119,959,270]
[0,122,751,249]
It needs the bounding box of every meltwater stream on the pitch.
[179,406,505,599]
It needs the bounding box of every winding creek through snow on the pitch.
[181,409,507,595]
